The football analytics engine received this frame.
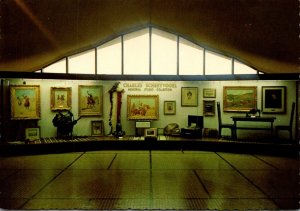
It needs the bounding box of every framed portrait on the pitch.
[91,120,104,136]
[145,128,157,137]
[78,85,103,117]
[50,87,72,111]
[164,101,176,115]
[203,88,216,98]
[181,87,198,107]
[262,86,286,113]
[203,100,215,116]
[127,95,159,120]
[223,86,257,112]
[10,85,41,120]
[25,127,40,141]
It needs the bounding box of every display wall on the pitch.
[4,78,297,140]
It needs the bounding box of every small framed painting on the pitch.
[203,88,216,98]
[262,86,286,113]
[164,101,176,115]
[91,120,104,136]
[25,127,40,141]
[145,128,157,137]
[50,87,72,111]
[181,87,198,107]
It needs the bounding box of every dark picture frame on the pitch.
[203,100,215,116]
[262,86,286,113]
[181,87,198,107]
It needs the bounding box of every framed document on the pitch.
[203,88,216,98]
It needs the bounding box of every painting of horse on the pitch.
[78,85,103,116]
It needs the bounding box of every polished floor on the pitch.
[0,150,298,210]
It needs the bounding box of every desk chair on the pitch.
[275,102,295,141]
[217,102,236,139]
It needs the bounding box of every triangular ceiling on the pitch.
[1,0,298,73]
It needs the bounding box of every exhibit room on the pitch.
[0,1,298,210]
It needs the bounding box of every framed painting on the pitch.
[127,95,159,120]
[262,86,286,113]
[164,101,176,115]
[25,127,40,141]
[181,87,198,107]
[223,86,257,112]
[91,120,104,136]
[10,85,41,120]
[50,87,72,110]
[145,128,157,137]
[78,85,103,116]
[203,100,215,116]
[203,88,216,98]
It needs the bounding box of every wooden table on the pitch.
[231,116,276,140]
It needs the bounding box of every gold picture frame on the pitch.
[181,87,198,107]
[91,120,104,136]
[78,85,103,117]
[10,85,41,120]
[50,87,72,111]
[164,101,176,115]
[223,86,257,112]
[127,95,159,120]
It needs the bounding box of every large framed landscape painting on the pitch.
[223,86,257,112]
[127,95,159,120]
[10,85,41,120]
[78,85,103,117]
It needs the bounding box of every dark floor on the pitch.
[0,149,298,210]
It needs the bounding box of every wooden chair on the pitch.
[275,102,295,141]
[217,102,236,139]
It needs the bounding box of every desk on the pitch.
[231,116,276,139]
[181,127,202,138]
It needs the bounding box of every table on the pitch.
[231,116,276,140]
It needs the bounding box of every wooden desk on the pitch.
[231,116,276,139]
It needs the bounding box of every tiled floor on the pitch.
[0,150,298,210]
